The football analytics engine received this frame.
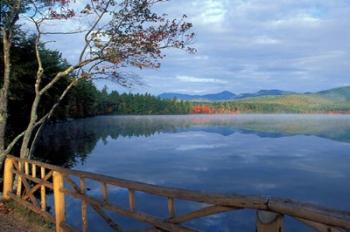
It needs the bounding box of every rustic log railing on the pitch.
[2,155,350,232]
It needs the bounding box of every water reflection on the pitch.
[33,114,350,230]
[34,114,350,167]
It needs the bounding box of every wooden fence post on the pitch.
[128,189,135,212]
[53,171,65,232]
[16,160,22,196]
[80,178,88,232]
[3,157,13,200]
[167,197,175,218]
[40,167,46,211]
[256,210,284,232]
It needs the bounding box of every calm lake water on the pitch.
[34,114,350,231]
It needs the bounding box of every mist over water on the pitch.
[34,114,350,231]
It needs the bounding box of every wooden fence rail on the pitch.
[2,155,350,232]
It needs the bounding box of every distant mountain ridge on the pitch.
[316,86,350,101]
[159,89,295,101]
[157,86,350,113]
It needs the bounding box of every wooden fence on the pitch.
[2,155,350,232]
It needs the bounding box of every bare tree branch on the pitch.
[41,30,88,35]
[79,0,113,63]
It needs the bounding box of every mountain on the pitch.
[159,91,236,101]
[159,89,293,101]
[159,86,350,113]
[202,91,236,101]
[236,89,294,99]
[158,93,202,101]
[222,86,350,113]
[317,86,350,101]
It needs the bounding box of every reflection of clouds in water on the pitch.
[254,183,277,191]
[171,132,207,138]
[84,129,350,197]
[35,115,350,223]
[176,143,228,151]
[192,167,209,171]
[199,214,228,229]
[87,184,126,196]
[293,162,345,178]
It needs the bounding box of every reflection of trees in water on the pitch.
[33,116,193,167]
[233,116,350,143]
[33,115,350,168]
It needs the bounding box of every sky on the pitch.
[40,0,350,95]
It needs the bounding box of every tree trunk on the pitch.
[19,65,75,159]
[20,95,41,158]
[0,31,12,166]
[0,0,22,167]
[28,78,80,157]
[19,31,44,159]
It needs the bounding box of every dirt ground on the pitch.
[0,201,53,232]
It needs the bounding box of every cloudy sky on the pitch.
[44,0,350,95]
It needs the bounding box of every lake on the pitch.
[34,114,350,231]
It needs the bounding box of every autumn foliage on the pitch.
[192,105,213,114]
[192,104,242,114]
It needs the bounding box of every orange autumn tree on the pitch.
[192,105,213,114]
[0,0,195,164]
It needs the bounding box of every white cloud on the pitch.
[32,0,350,94]
[253,36,281,45]
[271,13,322,27]
[176,75,228,84]
[194,0,227,25]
